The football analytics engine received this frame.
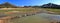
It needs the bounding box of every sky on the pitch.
[0,0,60,6]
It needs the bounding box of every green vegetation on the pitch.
[0,8,39,12]
[44,8,60,14]
[0,8,41,15]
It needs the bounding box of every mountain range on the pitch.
[41,3,60,9]
[0,2,60,9]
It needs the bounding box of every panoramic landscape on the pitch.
[0,0,60,23]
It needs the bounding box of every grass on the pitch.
[44,8,60,14]
[0,8,41,15]
[0,8,41,17]
[0,8,39,12]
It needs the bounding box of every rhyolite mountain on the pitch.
[25,3,60,9]
[41,3,60,9]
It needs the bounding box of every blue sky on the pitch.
[0,0,60,6]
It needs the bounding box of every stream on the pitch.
[11,10,60,23]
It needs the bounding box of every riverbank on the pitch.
[43,8,60,15]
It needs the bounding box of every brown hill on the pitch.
[0,2,19,8]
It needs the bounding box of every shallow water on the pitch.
[11,13,60,23]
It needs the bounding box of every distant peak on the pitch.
[2,2,11,5]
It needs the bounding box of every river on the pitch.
[10,12,60,23]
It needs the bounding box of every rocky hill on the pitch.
[0,2,19,8]
[41,3,60,9]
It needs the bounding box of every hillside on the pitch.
[0,2,19,8]
[41,3,60,9]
